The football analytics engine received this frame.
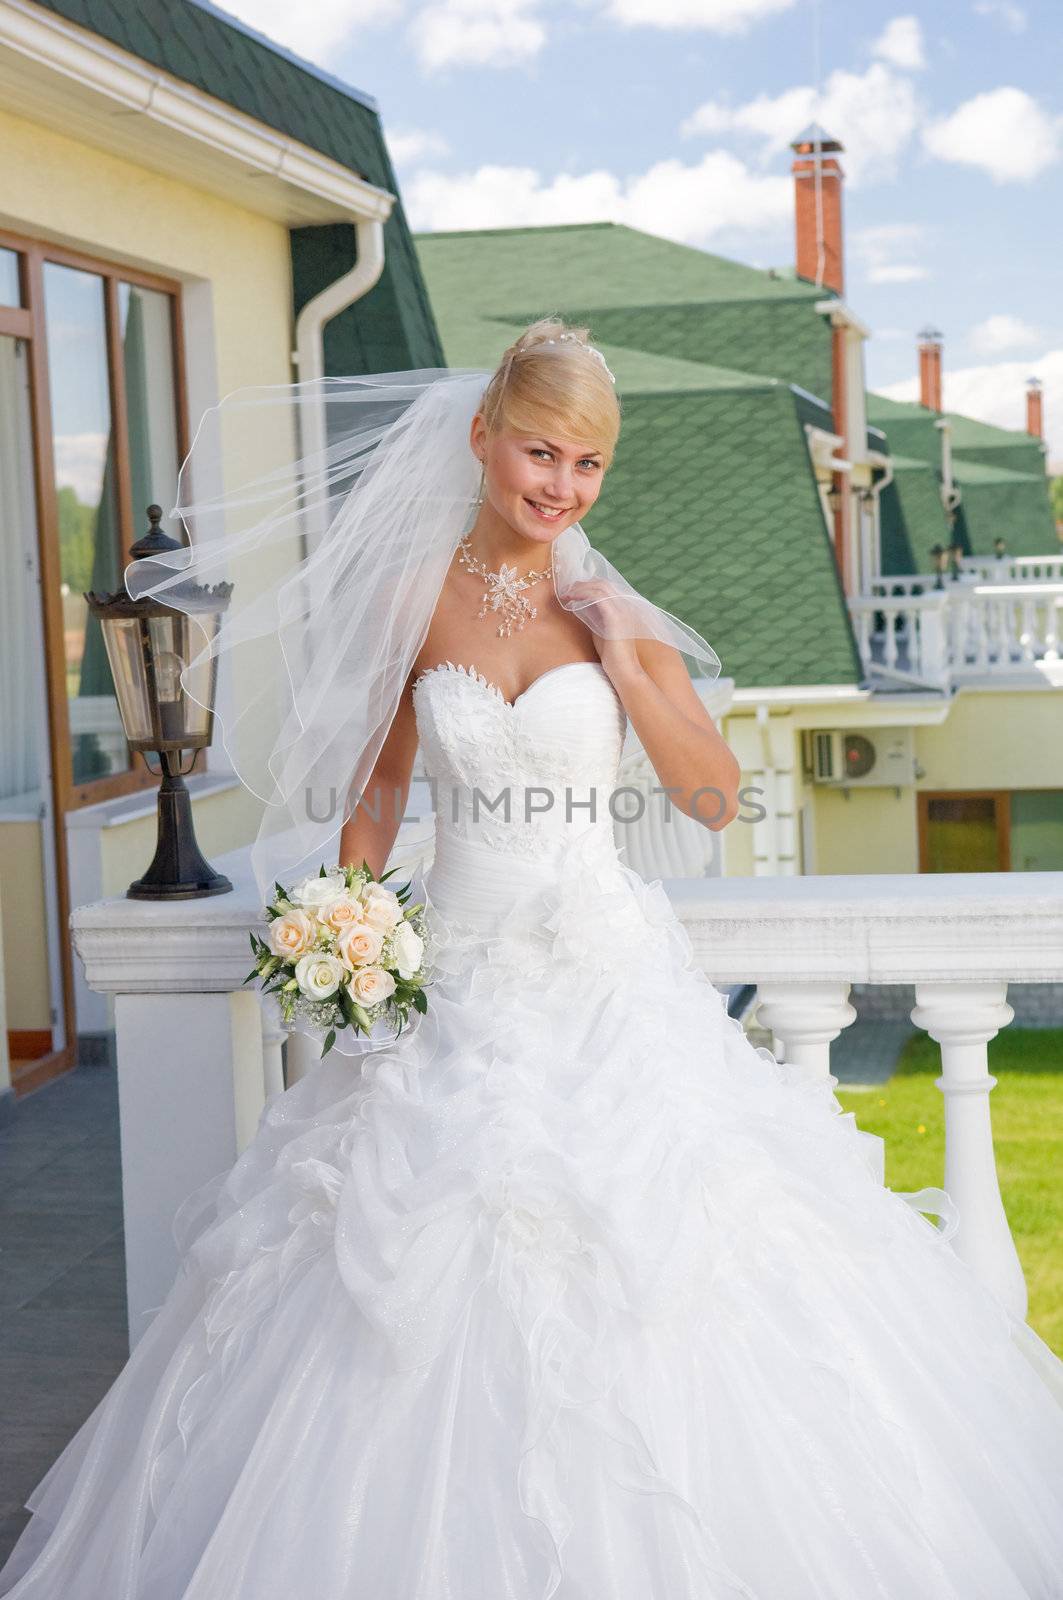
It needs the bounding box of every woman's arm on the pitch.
[603,637,742,831]
[338,679,420,876]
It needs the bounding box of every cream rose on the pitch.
[289,872,348,912]
[321,896,365,935]
[267,908,315,960]
[294,952,346,1001]
[360,885,403,931]
[389,920,424,980]
[348,965,396,1006]
[336,921,384,969]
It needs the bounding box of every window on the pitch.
[919,790,1063,872]
[1,229,187,808]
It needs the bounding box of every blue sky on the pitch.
[219,0,1063,465]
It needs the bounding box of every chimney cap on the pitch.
[790,122,843,155]
[1026,375,1043,392]
[918,325,944,346]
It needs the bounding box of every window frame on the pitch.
[0,225,191,812]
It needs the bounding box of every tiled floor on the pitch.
[0,1062,129,1567]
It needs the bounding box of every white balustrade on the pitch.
[71,852,1063,1343]
[852,577,1063,689]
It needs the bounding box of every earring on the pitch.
[475,462,486,506]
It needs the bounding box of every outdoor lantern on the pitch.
[929,542,949,590]
[86,505,233,900]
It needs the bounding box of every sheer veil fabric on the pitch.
[126,368,721,911]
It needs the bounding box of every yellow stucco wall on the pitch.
[0,108,302,1037]
[0,822,50,1032]
[0,105,294,397]
[722,689,1063,877]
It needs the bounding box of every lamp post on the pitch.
[86,505,233,899]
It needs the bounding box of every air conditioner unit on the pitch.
[808,728,915,788]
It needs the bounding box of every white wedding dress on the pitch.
[4,658,1063,1599]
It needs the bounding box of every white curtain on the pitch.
[0,337,43,802]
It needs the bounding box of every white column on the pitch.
[113,989,264,1348]
[71,846,268,1350]
[753,980,856,1080]
[910,981,1026,1320]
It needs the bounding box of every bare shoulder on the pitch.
[634,637,719,729]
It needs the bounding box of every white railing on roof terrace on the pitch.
[852,578,1063,690]
[71,849,1063,1348]
[960,554,1063,583]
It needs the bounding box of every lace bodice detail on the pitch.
[413,660,626,861]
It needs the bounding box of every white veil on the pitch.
[126,368,721,902]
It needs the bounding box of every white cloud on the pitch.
[852,222,930,284]
[603,0,795,32]
[878,351,1063,472]
[405,150,792,243]
[53,433,109,505]
[414,0,544,68]
[680,63,923,185]
[969,313,1042,356]
[923,88,1062,183]
[871,15,926,71]
[973,0,1027,31]
[386,127,451,165]
[219,0,399,62]
[869,264,929,284]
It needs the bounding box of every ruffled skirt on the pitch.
[3,826,1063,1598]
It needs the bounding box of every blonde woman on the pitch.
[4,321,1062,1599]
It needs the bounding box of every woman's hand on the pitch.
[562,578,645,685]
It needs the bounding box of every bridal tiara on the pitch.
[517,332,617,385]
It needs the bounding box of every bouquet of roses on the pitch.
[246,861,430,1056]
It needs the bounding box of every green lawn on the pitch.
[835,1028,1063,1356]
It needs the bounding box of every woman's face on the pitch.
[471,416,606,546]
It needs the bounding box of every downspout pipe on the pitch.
[293,215,388,386]
[291,215,390,553]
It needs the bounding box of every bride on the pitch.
[3,320,1063,1599]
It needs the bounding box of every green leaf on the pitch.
[412,989,428,1014]
[351,1001,372,1034]
[319,863,327,878]
[321,1029,336,1058]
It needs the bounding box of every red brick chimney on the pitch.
[1026,377,1044,438]
[790,124,845,295]
[917,327,943,412]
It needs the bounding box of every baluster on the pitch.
[910,982,1026,1319]
[753,981,857,1080]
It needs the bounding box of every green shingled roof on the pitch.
[33,0,443,372]
[867,392,1055,564]
[416,222,861,690]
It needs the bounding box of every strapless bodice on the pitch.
[412,658,627,927]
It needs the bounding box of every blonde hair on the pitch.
[479,316,621,468]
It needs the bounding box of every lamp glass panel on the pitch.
[102,617,153,743]
[0,249,20,307]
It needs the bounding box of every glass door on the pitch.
[0,329,68,1084]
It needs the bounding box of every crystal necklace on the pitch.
[456,533,555,637]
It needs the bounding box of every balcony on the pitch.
[849,565,1063,692]
[71,848,1063,1347]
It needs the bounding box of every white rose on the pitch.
[361,885,403,930]
[267,908,315,960]
[349,965,396,1006]
[289,872,349,912]
[336,921,384,969]
[389,920,424,980]
[294,952,346,1001]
